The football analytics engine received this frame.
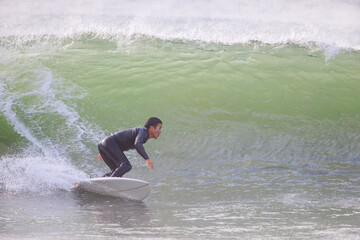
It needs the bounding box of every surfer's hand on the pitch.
[98,154,103,161]
[146,159,153,169]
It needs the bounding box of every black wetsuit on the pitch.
[98,128,149,177]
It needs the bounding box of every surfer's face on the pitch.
[150,123,162,139]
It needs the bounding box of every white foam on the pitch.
[0,151,88,194]
[0,0,359,52]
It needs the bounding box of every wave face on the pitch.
[0,0,359,196]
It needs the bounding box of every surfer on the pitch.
[97,117,162,177]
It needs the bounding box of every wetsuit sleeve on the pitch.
[134,129,150,160]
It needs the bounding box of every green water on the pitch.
[1,36,360,170]
[52,39,360,123]
[1,36,360,239]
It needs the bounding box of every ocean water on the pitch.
[1,0,360,239]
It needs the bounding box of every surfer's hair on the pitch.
[144,117,162,129]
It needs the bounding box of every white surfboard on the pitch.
[78,177,150,201]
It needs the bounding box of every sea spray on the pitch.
[0,150,88,194]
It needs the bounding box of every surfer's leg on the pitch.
[110,150,132,177]
[98,143,117,172]
[111,162,132,177]
[99,137,132,177]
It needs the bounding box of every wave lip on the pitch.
[0,0,359,51]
